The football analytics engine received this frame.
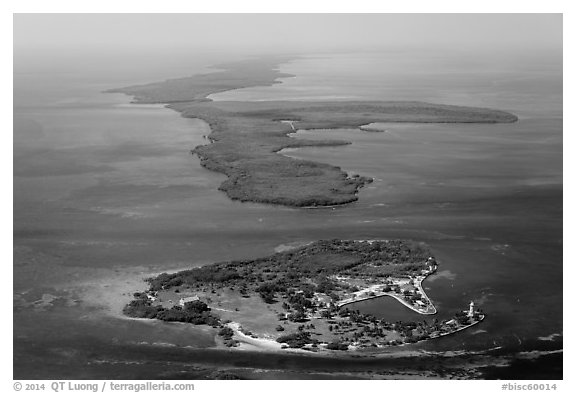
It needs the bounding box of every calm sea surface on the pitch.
[14,50,562,379]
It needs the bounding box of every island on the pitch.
[109,57,518,207]
[124,240,485,353]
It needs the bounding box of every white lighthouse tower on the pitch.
[467,301,475,317]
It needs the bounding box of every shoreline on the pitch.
[336,273,437,315]
[111,57,518,208]
[75,255,485,359]
[220,315,486,357]
[119,239,485,357]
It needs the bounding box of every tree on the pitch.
[259,291,276,304]
[455,314,470,325]
[184,300,210,313]
[287,310,307,322]
[218,327,234,340]
[276,332,315,348]
[123,299,164,319]
[326,342,348,351]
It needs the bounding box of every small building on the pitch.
[179,295,200,307]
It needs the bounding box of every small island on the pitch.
[109,57,518,207]
[124,240,485,353]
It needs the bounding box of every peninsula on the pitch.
[124,240,485,353]
[109,57,518,207]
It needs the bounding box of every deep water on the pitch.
[13,49,562,379]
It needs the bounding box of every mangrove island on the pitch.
[124,240,485,353]
[109,57,518,207]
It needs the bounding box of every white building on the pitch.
[467,301,475,317]
[179,295,200,306]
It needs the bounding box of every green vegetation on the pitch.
[124,239,485,351]
[145,239,431,296]
[123,298,163,319]
[276,332,317,348]
[111,57,517,207]
[218,326,234,339]
[123,297,220,326]
[217,326,239,347]
[112,55,493,353]
[326,341,349,351]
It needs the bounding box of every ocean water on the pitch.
[13,50,562,379]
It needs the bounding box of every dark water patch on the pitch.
[10,335,492,380]
[479,352,563,380]
[345,295,435,323]
[13,51,562,379]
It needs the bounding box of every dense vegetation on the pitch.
[146,240,432,302]
[123,294,220,326]
[276,332,317,348]
[112,57,517,207]
[123,239,484,350]
[124,239,432,333]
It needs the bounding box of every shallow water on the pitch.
[344,295,431,323]
[279,120,562,354]
[13,50,562,379]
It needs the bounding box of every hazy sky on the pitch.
[14,13,562,54]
